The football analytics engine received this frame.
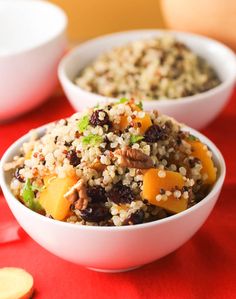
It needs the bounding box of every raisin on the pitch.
[90,109,110,127]
[107,182,135,204]
[14,167,25,183]
[80,204,111,222]
[182,186,189,192]
[124,210,145,225]
[64,141,73,147]
[66,150,80,167]
[87,186,107,203]
[144,124,168,142]
[188,157,200,168]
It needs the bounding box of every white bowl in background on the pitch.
[0,124,225,272]
[0,0,68,121]
[58,30,236,129]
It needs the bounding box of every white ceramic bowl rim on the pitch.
[0,123,226,232]
[0,0,68,57]
[58,29,236,106]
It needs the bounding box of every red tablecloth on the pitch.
[0,91,236,299]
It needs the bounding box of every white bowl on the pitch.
[0,0,67,121]
[0,124,225,272]
[58,30,236,129]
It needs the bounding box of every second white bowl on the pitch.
[0,0,68,121]
[58,30,236,129]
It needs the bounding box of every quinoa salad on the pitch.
[75,35,220,100]
[4,99,217,226]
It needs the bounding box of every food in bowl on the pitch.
[75,36,220,100]
[4,99,217,226]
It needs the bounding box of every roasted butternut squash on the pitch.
[39,176,77,220]
[142,168,188,213]
[188,140,216,185]
[119,113,152,134]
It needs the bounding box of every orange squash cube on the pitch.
[188,140,217,185]
[39,176,78,220]
[142,168,188,214]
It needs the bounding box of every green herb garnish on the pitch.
[130,135,144,144]
[117,98,129,104]
[136,101,143,110]
[22,179,42,211]
[78,115,89,132]
[82,134,103,147]
[188,134,198,141]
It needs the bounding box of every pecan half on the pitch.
[115,147,153,169]
[3,157,25,171]
[90,158,106,172]
[64,179,89,210]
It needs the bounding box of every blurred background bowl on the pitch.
[0,0,67,121]
[58,30,236,129]
[161,0,236,52]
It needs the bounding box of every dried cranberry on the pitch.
[66,150,80,167]
[124,210,145,225]
[144,125,168,142]
[90,109,110,127]
[14,167,25,183]
[87,186,107,203]
[107,183,135,204]
[80,204,111,222]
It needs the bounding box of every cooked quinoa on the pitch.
[75,35,220,100]
[5,99,217,226]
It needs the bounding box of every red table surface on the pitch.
[0,90,236,299]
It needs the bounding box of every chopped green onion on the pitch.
[117,98,129,104]
[188,134,198,141]
[78,115,89,132]
[22,179,42,211]
[130,135,144,144]
[82,134,103,147]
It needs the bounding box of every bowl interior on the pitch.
[0,0,67,56]
[0,123,226,231]
[61,30,236,91]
